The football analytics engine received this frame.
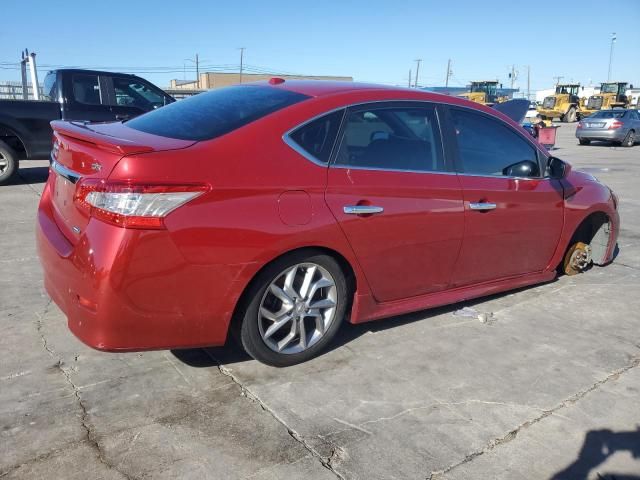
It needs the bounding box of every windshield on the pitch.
[591,111,625,119]
[126,85,309,141]
[600,83,619,94]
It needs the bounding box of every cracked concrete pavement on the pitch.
[1,124,640,479]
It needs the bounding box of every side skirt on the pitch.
[349,270,557,324]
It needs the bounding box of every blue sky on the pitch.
[1,0,638,92]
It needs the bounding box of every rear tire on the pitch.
[578,138,591,145]
[239,251,349,367]
[622,130,635,148]
[0,140,19,186]
[563,107,577,123]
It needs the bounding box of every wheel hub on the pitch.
[257,262,337,355]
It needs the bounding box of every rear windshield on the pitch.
[126,85,309,141]
[590,111,625,119]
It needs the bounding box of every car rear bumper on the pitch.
[575,128,626,141]
[36,178,251,351]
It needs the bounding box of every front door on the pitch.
[105,76,172,121]
[445,106,564,287]
[325,103,465,302]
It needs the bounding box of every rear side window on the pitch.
[126,85,309,141]
[450,108,539,177]
[42,73,57,101]
[73,74,102,105]
[288,110,344,163]
[591,111,625,119]
[334,105,445,172]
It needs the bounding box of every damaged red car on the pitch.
[37,80,619,366]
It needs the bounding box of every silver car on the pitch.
[576,109,639,147]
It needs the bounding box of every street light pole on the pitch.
[607,32,616,81]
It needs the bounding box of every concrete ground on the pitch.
[1,124,639,480]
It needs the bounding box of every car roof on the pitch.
[253,79,462,104]
[255,79,400,97]
[49,68,140,79]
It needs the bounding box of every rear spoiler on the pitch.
[51,120,155,155]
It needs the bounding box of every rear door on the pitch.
[444,106,564,287]
[62,73,115,122]
[324,102,465,302]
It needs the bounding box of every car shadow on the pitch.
[550,427,640,480]
[16,165,50,185]
[171,278,559,368]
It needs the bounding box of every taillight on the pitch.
[609,120,624,129]
[74,180,208,229]
[51,135,60,160]
[577,122,583,128]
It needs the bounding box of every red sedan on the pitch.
[37,80,619,366]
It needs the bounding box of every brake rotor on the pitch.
[563,242,592,276]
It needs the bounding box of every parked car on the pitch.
[576,109,639,147]
[0,69,174,184]
[37,80,619,366]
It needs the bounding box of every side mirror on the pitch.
[547,156,571,179]
[503,160,539,177]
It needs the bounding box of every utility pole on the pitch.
[445,59,452,88]
[526,65,530,101]
[509,65,517,89]
[185,55,201,88]
[195,53,200,88]
[408,69,412,88]
[607,32,616,81]
[239,47,245,84]
[414,59,422,88]
[553,76,564,86]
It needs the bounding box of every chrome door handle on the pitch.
[343,205,384,215]
[469,202,497,211]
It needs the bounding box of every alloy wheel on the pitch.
[258,263,337,354]
[0,153,8,175]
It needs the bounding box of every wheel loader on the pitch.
[536,84,582,123]
[582,82,632,116]
[457,81,508,106]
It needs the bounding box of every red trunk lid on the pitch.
[49,121,195,243]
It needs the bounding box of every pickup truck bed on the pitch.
[0,68,173,185]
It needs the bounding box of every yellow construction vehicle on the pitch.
[458,81,508,106]
[582,82,632,116]
[537,84,582,123]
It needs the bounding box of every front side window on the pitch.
[334,105,445,172]
[127,85,309,141]
[451,108,539,177]
[288,110,344,163]
[72,74,102,105]
[112,78,167,109]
